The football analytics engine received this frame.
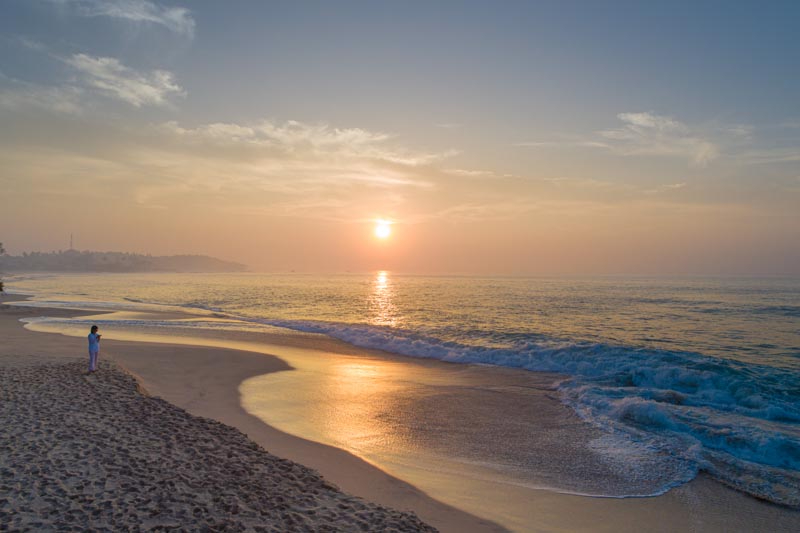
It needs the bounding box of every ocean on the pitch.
[6,272,800,512]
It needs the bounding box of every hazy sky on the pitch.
[1,1,799,275]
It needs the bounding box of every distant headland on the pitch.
[0,249,247,273]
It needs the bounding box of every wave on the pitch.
[750,304,800,317]
[696,304,800,318]
[18,294,800,508]
[251,318,800,508]
[13,296,218,318]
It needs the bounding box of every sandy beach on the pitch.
[1,360,439,532]
[0,294,502,532]
[3,293,799,532]
[5,1,800,530]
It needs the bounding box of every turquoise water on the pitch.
[7,272,800,508]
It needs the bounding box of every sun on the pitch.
[374,219,392,239]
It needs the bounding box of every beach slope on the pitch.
[0,360,436,531]
[0,296,504,532]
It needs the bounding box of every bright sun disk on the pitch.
[374,220,392,239]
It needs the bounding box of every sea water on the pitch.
[6,272,800,509]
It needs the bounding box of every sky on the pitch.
[1,0,799,275]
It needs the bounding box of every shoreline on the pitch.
[1,359,439,531]
[3,292,799,532]
[0,293,505,533]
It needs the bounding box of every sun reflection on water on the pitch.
[369,270,397,327]
[317,358,409,454]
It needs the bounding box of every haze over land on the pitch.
[1,1,799,275]
[0,249,245,272]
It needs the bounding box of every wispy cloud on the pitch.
[14,36,49,52]
[422,199,541,221]
[51,0,195,37]
[596,112,719,166]
[0,72,83,114]
[513,141,559,148]
[444,168,497,177]
[65,53,184,107]
[443,168,518,179]
[642,182,687,195]
[74,118,450,219]
[736,148,800,165]
[161,119,454,166]
[0,46,184,112]
[517,111,720,167]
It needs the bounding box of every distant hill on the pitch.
[0,250,247,273]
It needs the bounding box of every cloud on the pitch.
[443,168,517,179]
[160,119,454,166]
[60,118,449,220]
[513,141,559,148]
[51,0,195,37]
[643,182,687,195]
[0,82,83,114]
[613,112,688,132]
[736,148,800,165]
[15,36,49,52]
[516,111,721,167]
[727,124,754,139]
[597,112,719,166]
[422,199,541,222]
[0,48,184,112]
[65,53,184,107]
[0,104,457,224]
[257,121,392,149]
[444,168,497,177]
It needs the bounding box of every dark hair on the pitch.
[91,325,98,332]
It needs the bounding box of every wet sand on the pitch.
[3,293,799,532]
[0,294,503,532]
[0,361,438,532]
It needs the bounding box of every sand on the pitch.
[0,360,437,532]
[3,293,799,532]
[0,295,503,532]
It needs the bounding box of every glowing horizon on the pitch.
[1,2,798,276]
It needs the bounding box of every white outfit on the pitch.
[88,332,100,371]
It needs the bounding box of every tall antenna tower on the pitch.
[70,233,73,250]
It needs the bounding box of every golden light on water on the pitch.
[316,357,409,455]
[370,270,397,327]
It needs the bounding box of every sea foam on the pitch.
[13,280,800,508]
[252,318,800,507]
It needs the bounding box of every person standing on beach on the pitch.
[88,325,101,373]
